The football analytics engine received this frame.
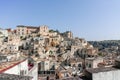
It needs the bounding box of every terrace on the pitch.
[0,73,32,80]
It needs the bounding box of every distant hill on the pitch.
[88,40,120,50]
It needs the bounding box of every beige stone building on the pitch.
[85,57,103,69]
[16,25,38,36]
[61,31,73,39]
[16,25,49,37]
[39,25,49,36]
[8,35,21,45]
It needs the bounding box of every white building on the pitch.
[85,67,120,80]
[28,63,38,80]
[0,28,8,37]
[7,44,19,51]
[0,59,38,80]
[85,58,120,80]
[0,37,4,45]
[2,59,28,75]
[40,61,50,71]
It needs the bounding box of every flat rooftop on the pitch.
[86,67,119,73]
[70,58,83,63]
[60,76,83,80]
[85,57,103,61]
[0,73,32,80]
[115,58,120,62]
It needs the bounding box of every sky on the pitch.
[0,0,120,41]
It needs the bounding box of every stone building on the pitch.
[85,57,103,69]
[85,67,120,80]
[0,58,38,80]
[84,58,120,80]
[61,31,73,39]
[39,25,49,36]
[7,35,22,51]
[8,35,21,45]
[0,28,8,37]
[16,25,38,36]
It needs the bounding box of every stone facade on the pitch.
[39,25,49,36]
[0,28,8,37]
[85,57,103,69]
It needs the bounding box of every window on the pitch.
[18,32,20,34]
[89,64,91,68]
[24,70,27,74]
[9,39,12,41]
[46,63,48,65]
[86,63,88,66]
[52,39,53,41]
[22,32,24,35]
[20,70,24,75]
[27,30,28,34]
[64,73,69,77]
[78,64,81,67]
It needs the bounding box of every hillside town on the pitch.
[0,25,120,80]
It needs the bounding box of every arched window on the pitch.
[78,64,81,67]
[49,50,53,55]
[89,64,91,68]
